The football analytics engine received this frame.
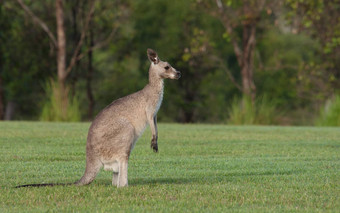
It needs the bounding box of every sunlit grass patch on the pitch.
[0,122,339,212]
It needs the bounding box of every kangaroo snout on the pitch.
[175,71,181,79]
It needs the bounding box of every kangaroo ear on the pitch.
[147,48,159,64]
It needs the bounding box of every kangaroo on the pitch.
[16,49,180,188]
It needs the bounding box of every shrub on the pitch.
[315,94,340,126]
[40,79,81,122]
[228,95,277,125]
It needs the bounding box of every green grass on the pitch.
[0,122,339,212]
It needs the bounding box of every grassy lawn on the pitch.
[0,122,339,212]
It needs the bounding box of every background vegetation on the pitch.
[0,0,339,125]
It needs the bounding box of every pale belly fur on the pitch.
[102,120,147,171]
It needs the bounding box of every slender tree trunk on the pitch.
[0,6,4,120]
[71,0,80,98]
[0,35,3,120]
[182,89,195,123]
[87,25,95,120]
[4,101,16,120]
[0,75,4,120]
[241,23,257,102]
[56,0,68,118]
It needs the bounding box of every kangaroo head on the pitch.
[147,48,181,80]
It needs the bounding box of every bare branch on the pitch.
[69,0,129,68]
[244,25,256,61]
[75,26,118,62]
[223,20,244,67]
[16,0,57,47]
[224,65,243,92]
[65,0,96,75]
[212,56,243,92]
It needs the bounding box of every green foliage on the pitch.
[228,96,277,125]
[285,0,340,90]
[256,29,323,111]
[1,0,339,124]
[0,2,52,119]
[316,95,340,126]
[40,80,81,122]
[1,122,339,211]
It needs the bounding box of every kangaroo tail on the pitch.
[16,157,102,187]
[74,159,102,186]
[74,169,100,186]
[15,183,73,188]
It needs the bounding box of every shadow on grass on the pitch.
[130,177,194,186]
[94,169,303,186]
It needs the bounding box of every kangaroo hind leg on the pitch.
[116,125,135,187]
[117,159,128,187]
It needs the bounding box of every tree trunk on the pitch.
[241,23,257,103]
[0,7,3,120]
[87,25,95,120]
[183,93,195,123]
[214,0,258,103]
[4,101,16,120]
[0,33,3,120]
[70,0,80,98]
[56,0,68,119]
[0,75,4,120]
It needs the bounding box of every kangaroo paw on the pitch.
[151,139,158,153]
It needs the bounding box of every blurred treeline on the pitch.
[0,0,339,125]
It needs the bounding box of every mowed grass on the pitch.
[0,122,339,212]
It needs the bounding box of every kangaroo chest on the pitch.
[154,92,163,115]
[146,82,164,116]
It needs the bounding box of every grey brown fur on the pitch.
[74,49,180,187]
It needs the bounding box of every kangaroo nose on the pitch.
[176,71,181,79]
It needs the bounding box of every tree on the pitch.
[0,60,3,120]
[16,0,96,120]
[15,0,130,120]
[286,0,340,91]
[204,0,280,102]
[0,3,3,119]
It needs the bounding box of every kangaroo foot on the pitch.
[151,139,158,153]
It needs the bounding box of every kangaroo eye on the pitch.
[164,66,170,70]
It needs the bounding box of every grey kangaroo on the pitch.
[16,49,180,188]
[75,48,180,187]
